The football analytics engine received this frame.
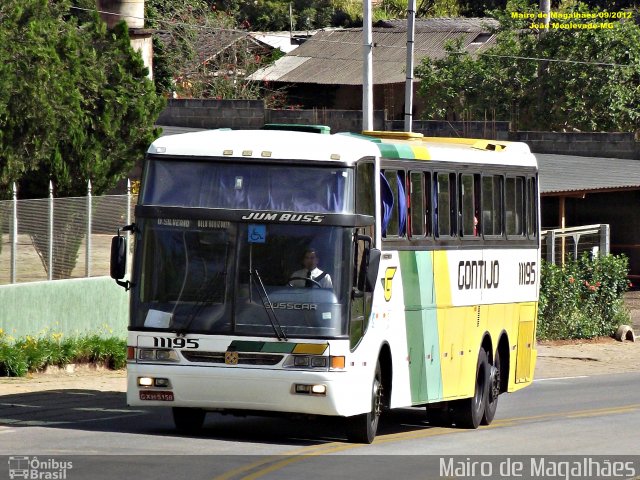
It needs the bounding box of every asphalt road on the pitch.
[1,373,640,480]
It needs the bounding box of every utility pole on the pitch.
[540,0,550,31]
[404,0,416,132]
[362,0,373,132]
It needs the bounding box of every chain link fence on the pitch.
[0,186,136,286]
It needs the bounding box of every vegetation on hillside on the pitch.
[415,0,640,131]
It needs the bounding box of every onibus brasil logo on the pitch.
[8,456,72,479]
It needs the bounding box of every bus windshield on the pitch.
[132,219,352,338]
[141,159,354,213]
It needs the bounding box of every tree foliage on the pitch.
[0,0,164,199]
[415,1,640,131]
[146,0,286,102]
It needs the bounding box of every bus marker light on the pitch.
[138,377,154,387]
[311,385,326,395]
[261,151,272,157]
[330,154,340,160]
[242,150,252,156]
[223,149,233,156]
[127,346,135,360]
[330,356,345,369]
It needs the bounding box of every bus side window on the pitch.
[527,177,538,238]
[460,173,479,237]
[350,234,373,350]
[506,176,525,236]
[381,170,407,238]
[409,171,430,238]
[482,175,504,237]
[435,172,456,237]
[356,161,375,217]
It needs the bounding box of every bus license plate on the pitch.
[140,390,174,401]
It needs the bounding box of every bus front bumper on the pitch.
[127,363,372,417]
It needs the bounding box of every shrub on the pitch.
[538,254,630,340]
[0,330,126,377]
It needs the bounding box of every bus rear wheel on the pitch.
[346,361,382,444]
[452,349,490,429]
[173,407,206,434]
[482,349,501,425]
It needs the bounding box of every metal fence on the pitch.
[541,224,610,265]
[0,181,136,285]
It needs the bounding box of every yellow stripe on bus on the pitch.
[292,343,329,355]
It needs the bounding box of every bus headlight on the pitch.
[137,348,179,362]
[285,355,328,369]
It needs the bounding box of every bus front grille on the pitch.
[182,351,284,366]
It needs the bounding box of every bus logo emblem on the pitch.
[382,267,397,302]
[225,351,239,365]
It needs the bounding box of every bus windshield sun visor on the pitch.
[135,205,375,228]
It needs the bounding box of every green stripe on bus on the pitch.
[376,144,402,159]
[399,251,443,403]
[229,340,296,354]
[261,342,296,353]
[228,340,265,352]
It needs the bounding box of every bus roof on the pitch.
[149,129,537,169]
[148,129,380,165]
[352,131,537,169]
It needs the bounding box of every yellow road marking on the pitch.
[213,403,640,480]
[212,442,343,480]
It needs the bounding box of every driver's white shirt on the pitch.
[290,267,333,289]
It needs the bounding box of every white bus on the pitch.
[111,127,539,443]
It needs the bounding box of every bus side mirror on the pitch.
[111,229,132,291]
[366,248,381,292]
[110,235,127,280]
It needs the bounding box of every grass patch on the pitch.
[0,330,126,377]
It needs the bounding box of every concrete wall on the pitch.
[156,100,640,157]
[386,119,511,140]
[0,277,128,338]
[157,99,385,132]
[266,108,385,132]
[508,131,640,159]
[156,99,266,130]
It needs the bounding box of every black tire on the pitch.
[451,349,490,429]
[172,407,206,434]
[346,361,383,444]
[482,349,501,426]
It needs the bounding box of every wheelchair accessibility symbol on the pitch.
[248,224,266,243]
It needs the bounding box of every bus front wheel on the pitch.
[451,349,490,429]
[346,361,382,444]
[173,407,206,434]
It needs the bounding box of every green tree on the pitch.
[0,0,164,277]
[0,0,164,198]
[415,1,640,131]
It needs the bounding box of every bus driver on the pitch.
[289,248,333,289]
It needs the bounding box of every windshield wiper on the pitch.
[250,269,288,341]
[175,271,225,335]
